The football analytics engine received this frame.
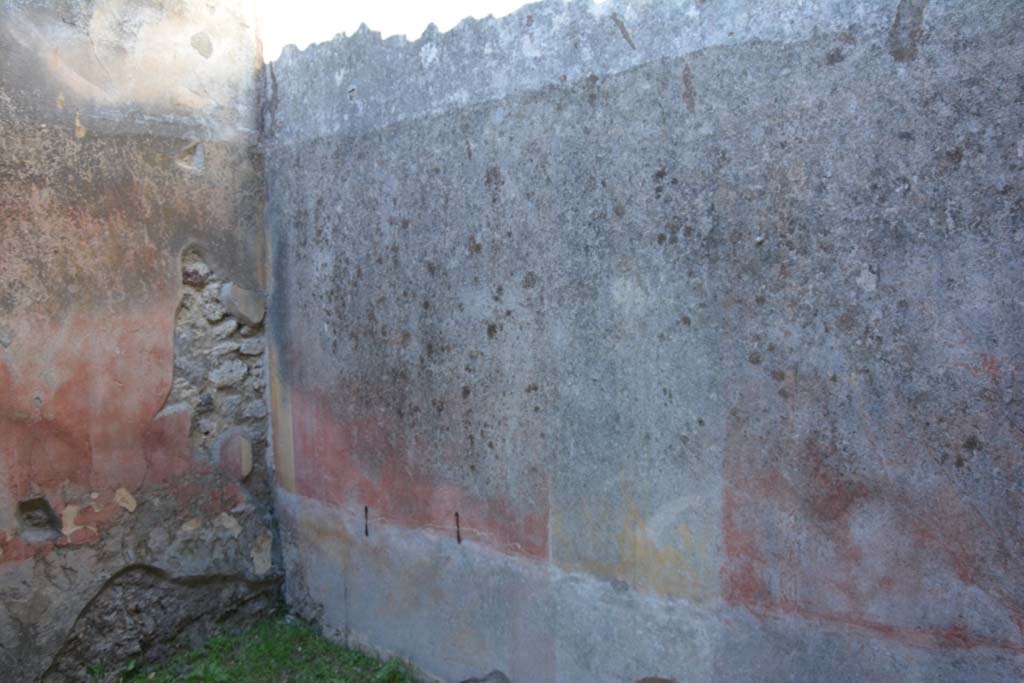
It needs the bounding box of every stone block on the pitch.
[239,338,264,355]
[219,433,253,481]
[219,283,265,326]
[209,360,248,388]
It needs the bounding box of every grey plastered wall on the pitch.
[263,1,1024,681]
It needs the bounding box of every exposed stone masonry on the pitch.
[160,249,269,467]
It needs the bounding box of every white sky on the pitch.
[256,0,539,61]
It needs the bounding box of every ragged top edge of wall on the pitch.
[261,0,906,145]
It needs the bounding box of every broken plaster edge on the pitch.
[261,0,929,144]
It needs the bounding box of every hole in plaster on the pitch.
[16,497,61,541]
[156,247,268,462]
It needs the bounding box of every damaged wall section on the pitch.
[0,1,278,681]
[42,565,279,682]
[161,249,269,468]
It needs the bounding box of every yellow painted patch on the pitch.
[555,490,718,602]
[612,502,713,599]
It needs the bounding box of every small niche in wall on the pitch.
[16,497,61,541]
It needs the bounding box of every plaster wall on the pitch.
[0,2,279,680]
[263,1,1024,681]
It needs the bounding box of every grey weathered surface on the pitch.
[264,1,1024,681]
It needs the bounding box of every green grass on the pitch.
[119,616,414,683]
